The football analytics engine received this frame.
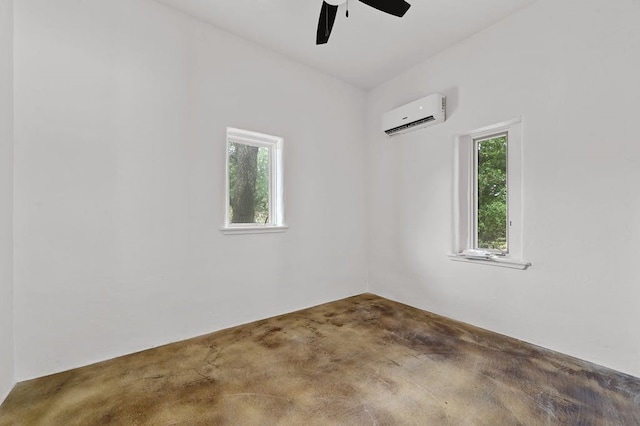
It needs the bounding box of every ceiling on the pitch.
[154,0,538,89]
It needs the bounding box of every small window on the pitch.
[452,119,530,269]
[222,128,286,234]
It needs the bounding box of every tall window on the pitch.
[223,128,286,234]
[474,133,508,252]
[453,119,529,269]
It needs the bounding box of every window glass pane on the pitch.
[476,134,508,251]
[228,142,270,224]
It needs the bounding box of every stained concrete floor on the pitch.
[1,294,639,425]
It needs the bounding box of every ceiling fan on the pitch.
[316,0,411,45]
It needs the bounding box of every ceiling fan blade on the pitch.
[358,0,411,17]
[316,1,339,45]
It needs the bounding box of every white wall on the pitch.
[12,0,640,384]
[13,0,367,380]
[367,0,640,377]
[0,0,14,402]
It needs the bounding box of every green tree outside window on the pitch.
[476,135,507,250]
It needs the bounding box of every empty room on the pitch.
[1,0,639,424]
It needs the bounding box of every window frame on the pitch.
[472,131,509,252]
[451,119,530,269]
[222,127,287,235]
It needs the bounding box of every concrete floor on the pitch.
[1,294,639,425]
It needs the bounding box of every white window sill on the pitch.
[220,225,289,235]
[448,253,531,270]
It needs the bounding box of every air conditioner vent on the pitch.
[384,116,435,136]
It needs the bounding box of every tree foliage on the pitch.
[229,143,269,223]
[477,136,507,250]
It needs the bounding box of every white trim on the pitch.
[507,122,524,260]
[447,253,531,270]
[455,118,522,140]
[220,225,289,235]
[227,127,281,145]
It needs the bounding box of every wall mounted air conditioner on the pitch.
[381,93,446,136]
